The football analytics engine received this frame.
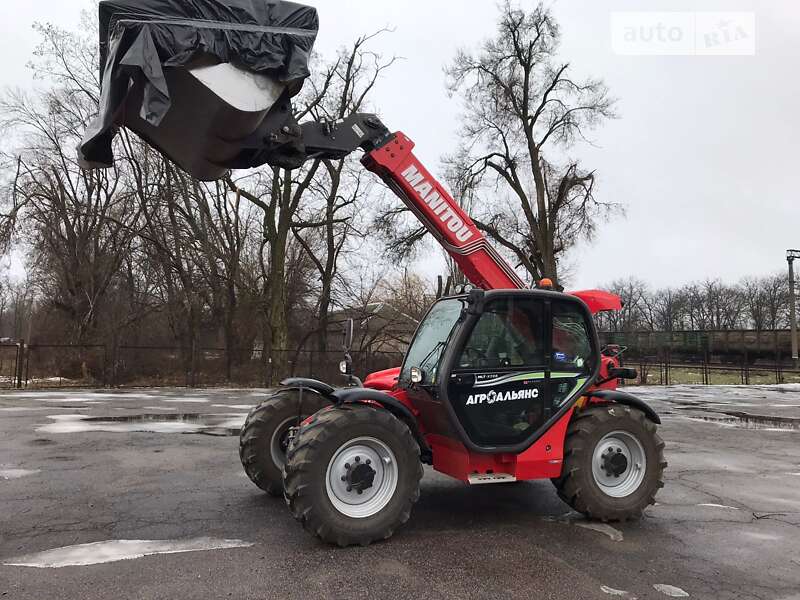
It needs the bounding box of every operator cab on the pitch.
[400,289,599,452]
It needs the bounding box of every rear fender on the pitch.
[585,389,661,425]
[280,377,336,400]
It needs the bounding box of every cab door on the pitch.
[444,293,597,451]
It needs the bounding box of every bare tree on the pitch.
[292,32,393,354]
[440,2,617,286]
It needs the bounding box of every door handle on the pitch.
[451,373,475,385]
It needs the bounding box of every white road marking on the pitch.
[3,537,253,568]
[697,503,739,510]
[653,584,690,597]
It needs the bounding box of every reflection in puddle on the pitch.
[3,537,253,568]
[36,413,245,436]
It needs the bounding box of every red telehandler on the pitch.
[235,114,666,546]
[81,0,665,548]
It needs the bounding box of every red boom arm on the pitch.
[363,132,525,291]
[362,132,622,313]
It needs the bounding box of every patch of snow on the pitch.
[35,413,246,435]
[0,469,41,480]
[600,585,632,596]
[2,537,253,568]
[575,522,624,542]
[653,584,689,597]
[37,419,198,435]
[697,503,739,510]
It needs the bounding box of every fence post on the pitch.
[15,340,24,389]
[24,345,30,389]
[744,349,750,385]
[190,338,197,388]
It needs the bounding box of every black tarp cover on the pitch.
[80,0,318,167]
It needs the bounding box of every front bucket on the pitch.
[120,63,287,181]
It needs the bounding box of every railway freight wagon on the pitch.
[601,329,796,361]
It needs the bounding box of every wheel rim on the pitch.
[591,430,647,498]
[270,417,296,469]
[325,436,398,518]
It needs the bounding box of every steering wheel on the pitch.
[463,346,485,366]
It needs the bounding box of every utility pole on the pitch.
[788,249,800,368]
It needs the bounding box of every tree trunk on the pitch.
[266,229,290,385]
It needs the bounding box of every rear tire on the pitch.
[239,388,330,496]
[283,404,423,547]
[553,404,666,521]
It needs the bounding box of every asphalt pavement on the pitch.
[1,385,799,600]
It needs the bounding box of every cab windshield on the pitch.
[400,298,464,385]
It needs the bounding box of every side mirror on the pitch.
[465,289,485,316]
[410,367,423,384]
[339,354,354,376]
[342,318,355,353]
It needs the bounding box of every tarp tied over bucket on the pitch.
[80,0,319,181]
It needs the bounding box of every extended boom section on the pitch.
[362,133,526,291]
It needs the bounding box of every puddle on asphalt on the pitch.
[36,413,246,436]
[161,398,209,404]
[685,413,800,432]
[2,537,253,568]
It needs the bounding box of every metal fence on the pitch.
[605,330,800,386]
[5,342,404,389]
[5,335,800,390]
[617,351,800,386]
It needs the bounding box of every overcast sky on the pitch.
[1,0,797,290]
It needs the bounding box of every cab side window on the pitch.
[457,298,544,369]
[551,302,595,374]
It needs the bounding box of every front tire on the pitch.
[553,404,666,521]
[239,388,330,496]
[283,404,423,547]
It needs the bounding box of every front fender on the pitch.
[332,388,430,458]
[586,389,661,425]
